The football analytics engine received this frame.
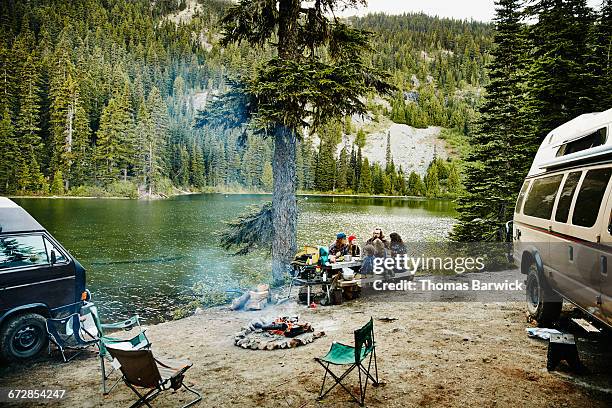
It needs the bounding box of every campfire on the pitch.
[234,316,325,350]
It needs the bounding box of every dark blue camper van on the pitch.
[0,197,89,361]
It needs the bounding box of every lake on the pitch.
[13,194,456,322]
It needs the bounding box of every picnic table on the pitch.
[289,259,363,305]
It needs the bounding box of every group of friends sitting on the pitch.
[328,227,408,276]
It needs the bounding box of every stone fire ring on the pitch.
[234,328,326,350]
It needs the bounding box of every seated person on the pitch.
[366,227,389,248]
[359,244,375,275]
[373,238,387,259]
[328,232,349,259]
[389,233,407,257]
[348,235,361,257]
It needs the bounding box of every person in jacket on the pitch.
[348,235,361,257]
[329,232,349,258]
[366,227,389,248]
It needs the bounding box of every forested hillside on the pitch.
[0,0,491,198]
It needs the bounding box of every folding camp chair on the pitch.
[315,317,379,406]
[80,303,151,395]
[45,314,98,362]
[106,345,202,408]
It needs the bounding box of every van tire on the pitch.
[526,264,562,326]
[0,313,48,362]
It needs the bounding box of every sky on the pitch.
[338,0,603,22]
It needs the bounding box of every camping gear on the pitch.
[526,327,562,340]
[45,314,98,362]
[315,317,379,406]
[342,267,355,280]
[547,332,582,372]
[81,303,150,395]
[106,345,201,408]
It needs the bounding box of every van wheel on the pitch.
[526,264,562,327]
[0,313,48,362]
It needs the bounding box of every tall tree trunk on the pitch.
[270,0,301,284]
[271,125,298,284]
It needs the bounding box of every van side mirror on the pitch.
[50,249,57,265]
[608,221,612,235]
[505,221,514,242]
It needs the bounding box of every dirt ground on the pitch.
[1,282,612,407]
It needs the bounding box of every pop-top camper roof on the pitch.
[527,108,612,177]
[0,197,45,234]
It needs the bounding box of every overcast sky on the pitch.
[338,0,602,22]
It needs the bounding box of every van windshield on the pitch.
[0,235,49,269]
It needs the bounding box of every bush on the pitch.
[106,181,139,198]
[70,185,108,197]
[154,177,175,196]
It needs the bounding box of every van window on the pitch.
[555,172,582,223]
[43,237,67,264]
[0,235,49,269]
[515,181,530,214]
[523,174,564,219]
[572,168,612,227]
[556,127,607,157]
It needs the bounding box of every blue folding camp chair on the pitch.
[45,313,98,362]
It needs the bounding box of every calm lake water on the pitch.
[13,194,456,322]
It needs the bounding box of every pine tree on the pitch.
[148,86,170,177]
[0,108,17,192]
[591,0,612,110]
[452,0,532,241]
[385,131,392,170]
[190,141,206,188]
[201,0,393,283]
[358,157,372,193]
[447,161,461,193]
[354,147,363,191]
[15,52,44,192]
[424,160,440,197]
[261,162,273,191]
[50,170,64,195]
[135,101,157,193]
[336,147,349,191]
[96,97,134,184]
[355,128,366,148]
[115,83,137,181]
[525,0,596,138]
[50,72,89,189]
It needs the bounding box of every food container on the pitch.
[342,267,355,280]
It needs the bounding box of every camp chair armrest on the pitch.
[100,315,141,330]
[102,328,148,342]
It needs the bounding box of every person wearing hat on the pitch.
[328,232,349,258]
[348,234,361,257]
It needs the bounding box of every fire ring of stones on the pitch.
[234,317,326,350]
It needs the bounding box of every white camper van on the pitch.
[513,108,612,329]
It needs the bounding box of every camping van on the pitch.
[0,197,89,361]
[512,108,612,329]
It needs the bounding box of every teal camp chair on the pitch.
[315,318,379,406]
[80,303,151,395]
